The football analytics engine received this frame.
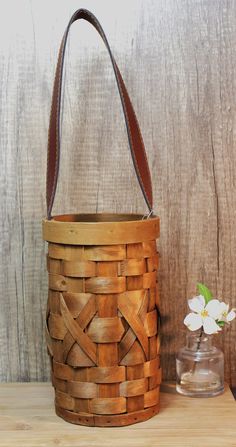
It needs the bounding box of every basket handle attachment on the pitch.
[47,8,153,219]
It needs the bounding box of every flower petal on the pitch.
[184,313,203,331]
[219,302,229,314]
[188,295,205,313]
[226,310,236,322]
[203,317,221,334]
[205,299,222,319]
[218,303,227,320]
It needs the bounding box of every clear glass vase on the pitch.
[176,333,224,397]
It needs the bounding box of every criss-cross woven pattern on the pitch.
[46,240,161,426]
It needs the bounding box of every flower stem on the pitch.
[192,328,204,374]
[197,327,204,350]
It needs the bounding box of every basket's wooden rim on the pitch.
[42,213,160,245]
[55,403,160,427]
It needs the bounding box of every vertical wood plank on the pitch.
[126,364,144,412]
[96,262,119,398]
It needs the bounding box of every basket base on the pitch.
[55,404,160,427]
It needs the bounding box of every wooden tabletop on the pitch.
[0,383,235,446]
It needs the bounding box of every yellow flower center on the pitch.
[222,311,227,317]
[201,309,208,318]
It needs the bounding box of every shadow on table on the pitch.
[158,382,178,414]
[160,382,177,395]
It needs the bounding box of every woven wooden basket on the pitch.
[43,9,161,427]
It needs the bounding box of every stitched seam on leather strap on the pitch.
[46,72,57,215]
[53,41,64,211]
[46,116,52,209]
[116,71,151,208]
[48,36,65,217]
[128,96,153,205]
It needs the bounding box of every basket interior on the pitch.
[52,213,147,223]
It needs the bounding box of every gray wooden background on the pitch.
[1,0,236,385]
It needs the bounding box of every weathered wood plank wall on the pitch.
[0,0,236,385]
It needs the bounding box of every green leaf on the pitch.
[197,282,213,304]
[217,321,225,327]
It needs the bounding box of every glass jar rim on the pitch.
[186,332,212,344]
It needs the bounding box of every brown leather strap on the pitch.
[47,8,153,218]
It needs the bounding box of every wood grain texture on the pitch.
[0,0,236,384]
[0,382,235,446]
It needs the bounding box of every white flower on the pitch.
[218,302,236,323]
[184,295,222,335]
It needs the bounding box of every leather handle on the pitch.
[47,8,153,218]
